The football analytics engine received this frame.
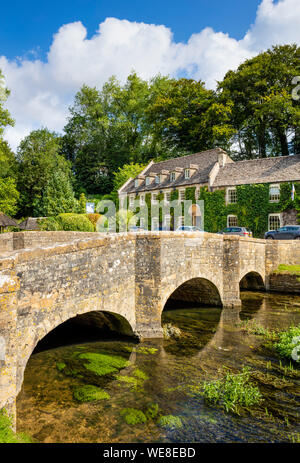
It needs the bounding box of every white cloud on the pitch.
[1,0,300,151]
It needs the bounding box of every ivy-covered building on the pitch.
[118,148,300,237]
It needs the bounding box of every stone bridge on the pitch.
[0,230,299,423]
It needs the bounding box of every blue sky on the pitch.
[1,0,299,149]
[1,0,260,60]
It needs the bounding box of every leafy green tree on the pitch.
[16,128,76,216]
[218,44,300,159]
[36,170,78,216]
[0,177,19,216]
[113,162,146,192]
[78,192,87,213]
[0,70,14,138]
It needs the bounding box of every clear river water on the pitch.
[16,291,300,443]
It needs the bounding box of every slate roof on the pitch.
[0,213,18,228]
[122,149,225,193]
[18,217,44,230]
[213,154,300,187]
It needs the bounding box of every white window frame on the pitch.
[145,177,150,186]
[227,215,238,227]
[140,194,145,206]
[155,175,160,184]
[164,191,171,204]
[226,187,237,204]
[129,195,135,207]
[268,213,281,230]
[179,189,185,202]
[134,179,139,188]
[269,184,280,203]
[140,217,145,229]
[184,169,190,179]
[170,172,176,182]
[151,192,158,205]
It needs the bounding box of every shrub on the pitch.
[39,217,62,231]
[86,213,102,230]
[275,324,300,362]
[57,213,94,232]
[0,409,31,443]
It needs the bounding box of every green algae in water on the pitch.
[56,362,66,372]
[133,368,149,380]
[73,385,110,403]
[0,409,31,443]
[157,415,183,430]
[120,408,147,425]
[145,403,159,420]
[78,352,130,376]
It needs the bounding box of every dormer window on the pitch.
[185,169,190,179]
[135,179,139,188]
[146,177,150,186]
[155,175,160,184]
[170,172,176,182]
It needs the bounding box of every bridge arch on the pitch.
[240,271,265,291]
[161,276,223,313]
[16,308,135,396]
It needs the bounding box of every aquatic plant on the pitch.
[157,415,183,430]
[145,403,159,420]
[78,352,130,376]
[0,409,31,443]
[73,385,110,402]
[275,325,300,362]
[203,367,262,414]
[133,368,149,380]
[136,346,158,355]
[120,408,147,425]
[115,375,139,388]
[239,319,277,340]
[56,362,66,372]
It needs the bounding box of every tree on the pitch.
[16,128,76,216]
[113,163,146,192]
[145,77,235,154]
[0,177,19,216]
[218,44,300,159]
[0,70,14,138]
[36,170,78,216]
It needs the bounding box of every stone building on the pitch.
[118,148,300,234]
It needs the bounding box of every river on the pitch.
[16,291,300,443]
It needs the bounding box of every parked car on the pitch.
[265,225,300,240]
[176,226,203,232]
[218,227,253,237]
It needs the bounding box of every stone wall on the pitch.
[268,273,300,294]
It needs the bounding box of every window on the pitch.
[179,189,185,201]
[152,193,158,204]
[134,179,139,188]
[170,172,176,182]
[140,217,145,229]
[185,169,190,179]
[140,194,145,206]
[227,188,237,204]
[269,214,281,230]
[227,215,238,227]
[165,191,171,203]
[146,177,150,186]
[269,184,280,202]
[155,175,160,184]
[129,195,135,207]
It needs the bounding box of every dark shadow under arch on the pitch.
[163,277,222,310]
[240,272,265,292]
[33,310,135,354]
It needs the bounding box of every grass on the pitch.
[275,264,300,275]
[203,367,262,414]
[239,319,277,340]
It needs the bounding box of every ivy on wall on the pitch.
[127,181,300,236]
